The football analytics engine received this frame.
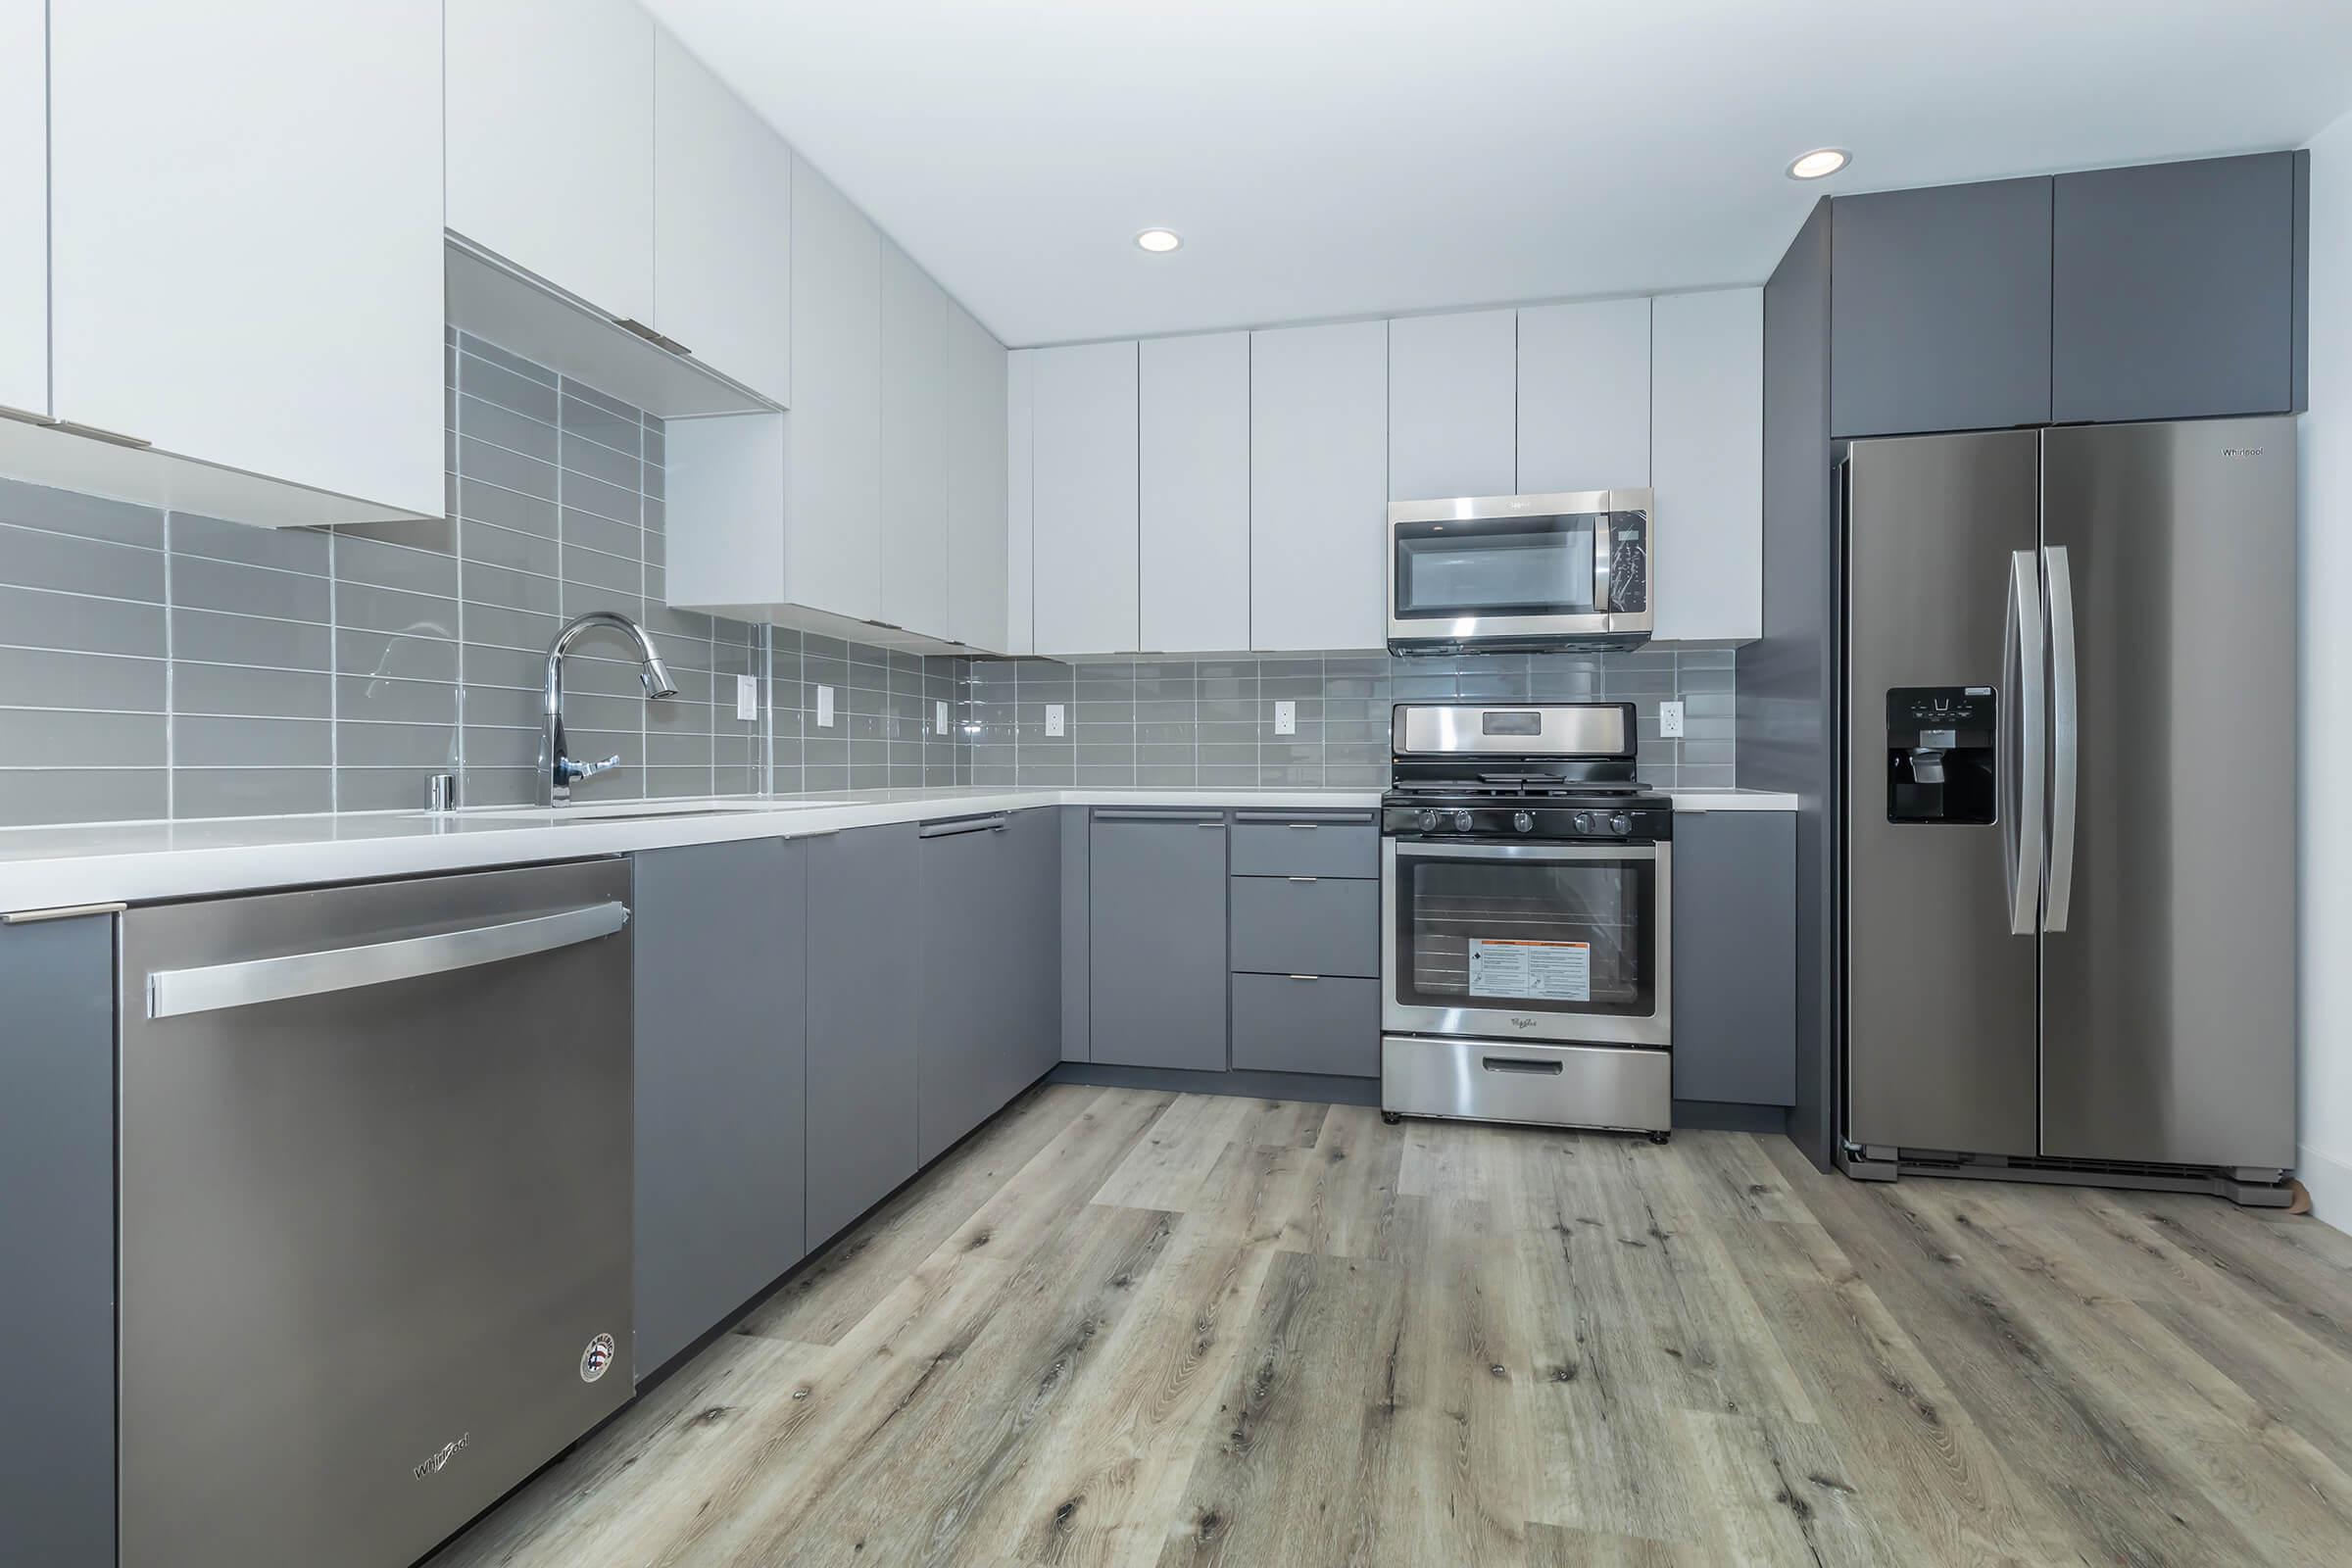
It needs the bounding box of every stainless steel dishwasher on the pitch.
[117,859,635,1568]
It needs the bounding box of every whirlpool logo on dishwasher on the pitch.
[414,1433,469,1481]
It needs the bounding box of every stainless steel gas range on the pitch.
[1378,702,1674,1139]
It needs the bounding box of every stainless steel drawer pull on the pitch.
[1286,875,1318,883]
[920,813,1009,838]
[147,902,630,1019]
[1482,1056,1566,1076]
[1287,822,1319,830]
[1288,974,1321,982]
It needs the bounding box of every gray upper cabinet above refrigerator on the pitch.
[1831,177,2053,438]
[2052,152,2309,424]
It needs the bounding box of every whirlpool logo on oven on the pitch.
[413,1432,468,1480]
[1509,1016,1539,1030]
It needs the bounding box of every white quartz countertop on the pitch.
[0,785,1796,914]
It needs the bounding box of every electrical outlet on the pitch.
[1045,703,1065,738]
[934,700,949,736]
[735,674,758,721]
[1274,700,1297,736]
[1659,700,1686,739]
[815,685,835,728]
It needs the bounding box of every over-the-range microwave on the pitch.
[1386,489,1654,655]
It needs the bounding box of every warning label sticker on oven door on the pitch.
[1467,939,1591,1002]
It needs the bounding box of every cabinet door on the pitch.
[1651,288,1762,644]
[880,239,950,637]
[48,0,443,515]
[447,0,654,324]
[1003,808,1065,1089]
[2053,153,2303,423]
[1670,813,1795,1105]
[1005,350,1037,655]
[633,840,808,1374]
[808,825,919,1245]
[1141,332,1250,653]
[653,26,792,402]
[1032,341,1140,655]
[1249,321,1387,652]
[785,153,883,620]
[0,916,115,1568]
[1517,298,1649,494]
[947,302,1009,651]
[1090,813,1229,1070]
[1831,177,2052,438]
[917,817,1007,1161]
[0,0,43,420]
[1389,309,1515,502]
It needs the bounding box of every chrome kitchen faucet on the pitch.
[540,611,679,805]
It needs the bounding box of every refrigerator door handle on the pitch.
[2043,545,2079,932]
[2004,550,2046,937]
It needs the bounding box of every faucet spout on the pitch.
[541,611,679,805]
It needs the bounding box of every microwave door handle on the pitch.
[1592,519,1612,611]
[2003,550,2046,937]
[2042,546,2078,932]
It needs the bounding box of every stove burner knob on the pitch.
[1512,810,1535,834]
[1573,811,1594,834]
[1451,808,1475,833]
[1416,808,1441,832]
[1609,812,1632,835]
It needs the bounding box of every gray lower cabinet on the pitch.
[2052,151,2308,423]
[632,840,808,1375]
[918,808,1061,1163]
[1231,972,1381,1077]
[808,824,920,1246]
[1831,175,2053,438]
[1228,874,1380,978]
[1671,813,1797,1106]
[1089,809,1230,1070]
[0,914,116,1568]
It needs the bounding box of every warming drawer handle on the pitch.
[1482,1055,1566,1076]
[146,902,630,1020]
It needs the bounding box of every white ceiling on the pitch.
[644,0,2352,348]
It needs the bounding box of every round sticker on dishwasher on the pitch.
[580,1332,617,1383]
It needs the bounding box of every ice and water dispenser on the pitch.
[1886,687,1996,824]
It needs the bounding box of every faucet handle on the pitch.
[559,754,623,784]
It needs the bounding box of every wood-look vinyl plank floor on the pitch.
[430,1092,2352,1568]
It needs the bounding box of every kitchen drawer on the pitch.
[1382,1034,1670,1133]
[1227,813,1378,879]
[1229,874,1379,978]
[1232,973,1379,1077]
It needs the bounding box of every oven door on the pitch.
[1382,836,1671,1047]
[1387,490,1653,649]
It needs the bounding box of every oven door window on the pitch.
[1393,514,1605,621]
[1395,850,1657,1017]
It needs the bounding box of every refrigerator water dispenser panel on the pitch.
[1886,687,1995,824]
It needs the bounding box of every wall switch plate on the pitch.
[735,674,758,721]
[1274,700,1297,736]
[1659,700,1686,739]
[1045,703,1065,738]
[816,685,835,728]
[934,700,949,736]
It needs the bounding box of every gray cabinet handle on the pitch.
[1288,974,1321,982]
[1286,875,1318,883]
[1093,808,1223,823]
[919,813,1009,838]
[147,902,630,1019]
[1287,822,1319,830]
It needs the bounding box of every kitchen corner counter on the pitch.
[0,785,1795,914]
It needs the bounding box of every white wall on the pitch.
[2300,111,2352,1224]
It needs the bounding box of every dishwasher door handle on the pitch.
[147,901,631,1019]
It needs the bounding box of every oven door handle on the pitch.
[1391,839,1658,864]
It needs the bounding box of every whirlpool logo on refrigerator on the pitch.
[2223,447,2267,459]
[413,1432,469,1481]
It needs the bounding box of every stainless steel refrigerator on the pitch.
[1841,417,2296,1201]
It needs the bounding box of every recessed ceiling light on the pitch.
[1787,148,1851,181]
[1135,228,1183,254]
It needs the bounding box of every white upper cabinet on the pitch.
[1140,332,1250,653]
[1004,352,1036,655]
[0,0,42,420]
[46,0,442,516]
[653,27,792,401]
[1650,288,1763,644]
[947,303,1009,652]
[879,239,949,637]
[785,154,883,621]
[1030,341,1140,657]
[1250,321,1388,652]
[1388,310,1515,501]
[1518,297,1650,494]
[448,0,656,324]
